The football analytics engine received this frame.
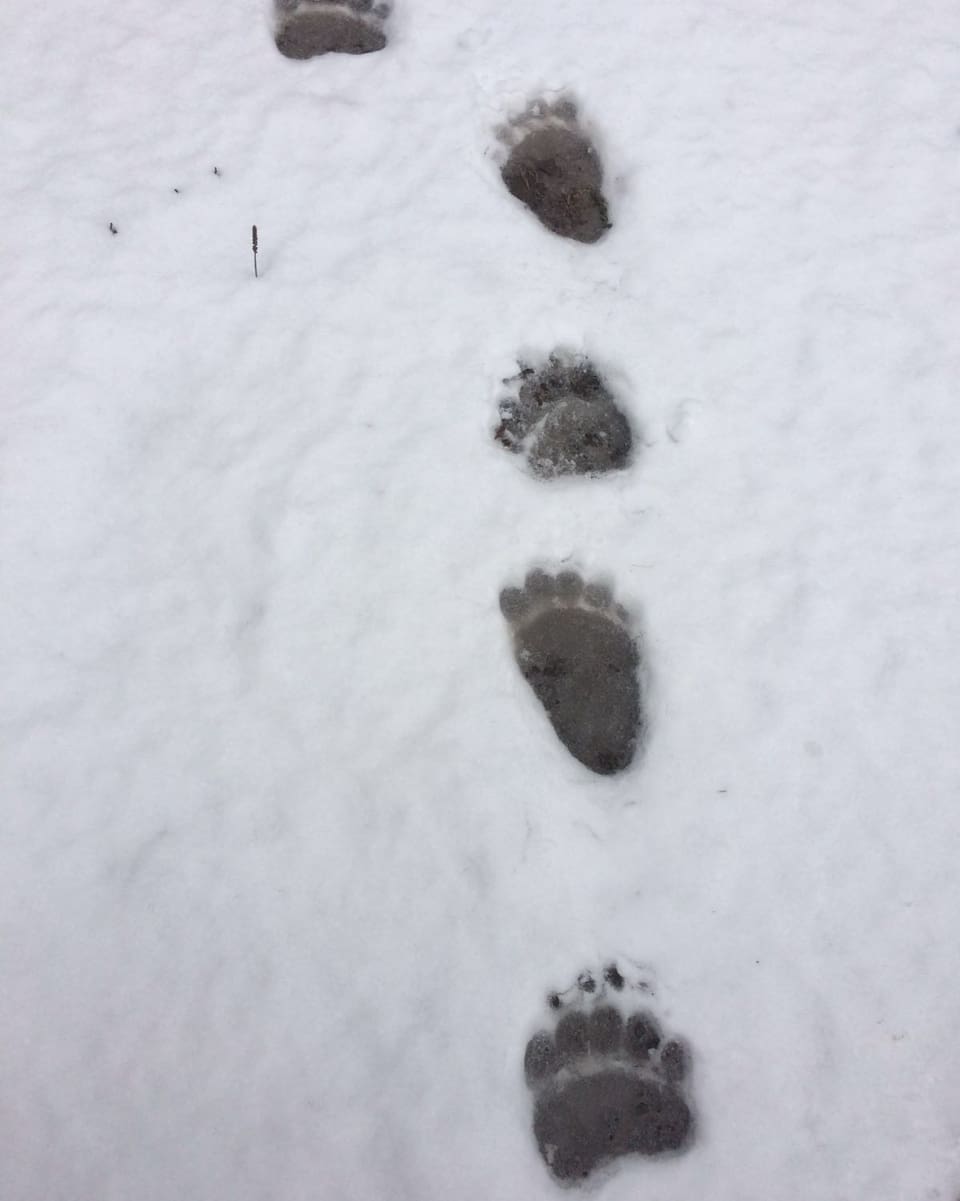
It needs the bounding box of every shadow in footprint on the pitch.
[274,0,390,58]
[495,351,633,478]
[525,964,695,1184]
[500,570,644,775]
[497,97,611,243]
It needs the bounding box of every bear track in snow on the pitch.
[495,351,633,478]
[500,570,644,775]
[525,963,695,1184]
[274,0,389,58]
[497,96,611,243]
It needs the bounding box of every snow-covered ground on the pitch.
[3,0,960,1196]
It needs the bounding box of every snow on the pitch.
[2,0,960,1197]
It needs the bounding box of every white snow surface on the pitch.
[2,0,960,1197]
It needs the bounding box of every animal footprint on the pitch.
[525,964,695,1183]
[495,351,633,478]
[274,0,390,58]
[496,96,611,243]
[500,570,644,775]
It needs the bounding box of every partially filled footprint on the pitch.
[495,351,633,478]
[500,571,644,775]
[274,0,389,58]
[525,965,695,1184]
[497,97,611,243]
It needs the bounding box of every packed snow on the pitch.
[2,0,960,1197]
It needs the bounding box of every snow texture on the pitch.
[2,0,960,1198]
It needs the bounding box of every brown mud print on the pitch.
[497,97,611,243]
[500,571,644,775]
[274,0,389,58]
[525,965,695,1185]
[495,351,633,479]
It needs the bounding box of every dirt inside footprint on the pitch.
[500,570,644,775]
[498,98,611,243]
[274,0,389,58]
[525,964,695,1184]
[495,351,633,478]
